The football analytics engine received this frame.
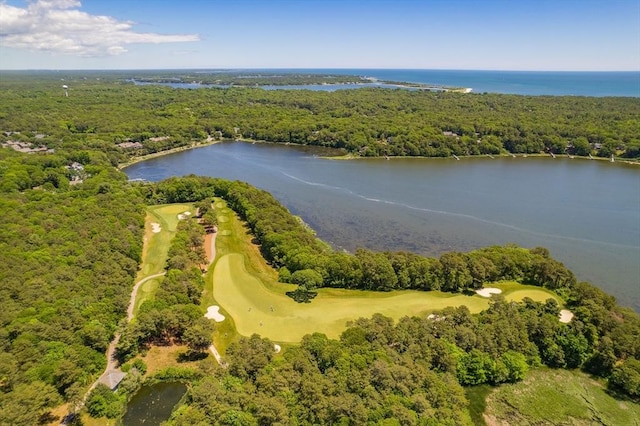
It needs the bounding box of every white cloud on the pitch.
[0,0,199,56]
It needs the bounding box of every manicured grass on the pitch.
[209,200,562,343]
[214,252,489,342]
[484,368,640,425]
[504,289,559,303]
[489,281,561,304]
[131,277,162,317]
[132,204,192,316]
[136,204,191,280]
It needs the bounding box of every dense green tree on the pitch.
[183,317,215,353]
[609,358,640,397]
[85,384,125,419]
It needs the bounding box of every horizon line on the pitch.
[1,67,639,73]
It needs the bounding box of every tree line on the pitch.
[115,214,214,363]
[169,289,640,425]
[1,74,639,167]
[0,150,147,424]
[149,176,577,298]
[1,73,638,423]
[147,176,640,404]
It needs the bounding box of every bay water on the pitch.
[132,69,640,97]
[124,142,640,311]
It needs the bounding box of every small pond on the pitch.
[121,382,186,425]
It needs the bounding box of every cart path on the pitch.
[127,271,167,320]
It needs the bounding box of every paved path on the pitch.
[127,271,167,320]
[86,271,168,395]
[208,344,228,368]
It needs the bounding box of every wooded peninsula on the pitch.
[0,72,638,425]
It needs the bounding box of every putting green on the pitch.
[213,253,494,342]
[489,281,559,304]
[505,289,558,303]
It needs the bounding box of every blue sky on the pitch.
[1,0,638,70]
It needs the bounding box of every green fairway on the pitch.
[484,368,640,425]
[137,204,191,279]
[206,199,565,343]
[131,277,162,317]
[212,254,556,343]
[132,204,192,316]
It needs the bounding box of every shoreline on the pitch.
[118,139,222,170]
[120,139,640,169]
[325,152,640,165]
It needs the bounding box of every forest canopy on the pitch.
[0,73,638,424]
[1,71,639,168]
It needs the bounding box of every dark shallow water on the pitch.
[125,142,640,311]
[121,382,186,425]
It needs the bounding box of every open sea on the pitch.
[193,68,640,97]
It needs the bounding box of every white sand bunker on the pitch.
[204,305,225,322]
[151,222,161,233]
[559,309,574,323]
[273,344,281,353]
[475,287,503,297]
[177,211,192,220]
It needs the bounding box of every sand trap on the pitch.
[177,211,192,220]
[475,287,503,297]
[151,222,161,233]
[427,314,445,321]
[205,305,225,322]
[559,309,574,323]
[273,344,281,353]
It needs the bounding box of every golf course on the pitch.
[131,203,193,317]
[137,200,564,344]
[202,199,561,343]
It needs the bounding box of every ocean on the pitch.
[218,69,640,97]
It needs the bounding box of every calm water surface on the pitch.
[121,382,186,425]
[125,142,640,311]
[132,69,640,97]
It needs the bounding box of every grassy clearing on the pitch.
[484,368,640,425]
[136,345,204,376]
[209,200,562,343]
[465,385,493,426]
